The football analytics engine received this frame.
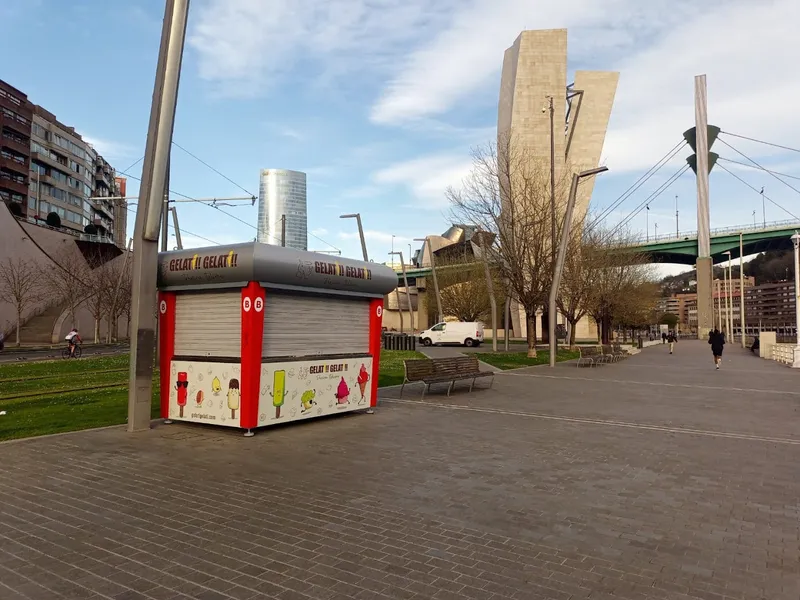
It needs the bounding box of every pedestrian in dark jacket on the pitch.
[667,331,677,354]
[709,328,725,369]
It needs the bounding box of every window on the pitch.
[32,122,47,139]
[431,323,446,331]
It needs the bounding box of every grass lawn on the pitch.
[478,349,580,370]
[0,350,424,442]
[378,349,426,387]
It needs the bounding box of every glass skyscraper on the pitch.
[256,169,307,250]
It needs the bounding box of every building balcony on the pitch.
[0,154,28,176]
[1,134,30,156]
[31,150,65,171]
[0,113,31,137]
[0,176,28,196]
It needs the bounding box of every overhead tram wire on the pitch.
[717,157,800,182]
[715,162,800,221]
[604,163,690,242]
[122,203,222,246]
[587,139,687,230]
[720,131,800,155]
[171,141,257,199]
[717,137,800,197]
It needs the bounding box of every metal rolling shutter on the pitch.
[263,293,370,358]
[174,291,242,358]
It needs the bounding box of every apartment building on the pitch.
[0,80,32,214]
[1,78,124,248]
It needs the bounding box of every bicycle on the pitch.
[62,343,82,359]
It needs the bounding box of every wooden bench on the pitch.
[611,342,629,361]
[401,355,494,398]
[577,346,604,367]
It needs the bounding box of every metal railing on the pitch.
[630,219,800,246]
[770,343,796,365]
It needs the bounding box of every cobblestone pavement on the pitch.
[0,342,797,599]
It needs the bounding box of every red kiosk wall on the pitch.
[240,282,265,429]
[368,298,384,408]
[158,292,176,419]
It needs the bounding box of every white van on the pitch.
[418,322,485,347]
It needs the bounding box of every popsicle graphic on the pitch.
[356,364,370,403]
[228,379,240,420]
[175,372,188,417]
[271,370,288,419]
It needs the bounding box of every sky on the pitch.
[2,0,799,277]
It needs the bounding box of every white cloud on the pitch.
[83,136,139,162]
[189,0,458,94]
[339,230,410,244]
[372,153,474,209]
[311,227,328,237]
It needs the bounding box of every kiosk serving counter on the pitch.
[157,243,398,435]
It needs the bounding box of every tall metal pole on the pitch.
[548,166,608,367]
[280,214,286,247]
[761,187,766,228]
[478,232,497,352]
[675,194,679,237]
[36,170,41,218]
[548,95,555,264]
[504,292,510,351]
[740,232,745,347]
[390,251,414,333]
[694,74,713,340]
[128,0,191,432]
[792,232,800,367]
[170,206,183,249]
[355,214,368,261]
[646,205,649,242]
[415,237,442,324]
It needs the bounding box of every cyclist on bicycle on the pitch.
[65,328,82,357]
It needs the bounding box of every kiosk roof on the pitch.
[158,243,398,297]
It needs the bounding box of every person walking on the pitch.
[662,331,667,344]
[667,331,677,354]
[709,328,725,369]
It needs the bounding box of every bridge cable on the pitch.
[717,157,800,182]
[717,138,800,198]
[603,164,690,243]
[715,163,800,221]
[587,139,687,230]
[719,131,800,155]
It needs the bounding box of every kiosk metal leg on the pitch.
[243,429,254,437]
[365,409,375,414]
[163,419,173,424]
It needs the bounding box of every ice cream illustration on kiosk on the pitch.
[300,389,316,413]
[334,377,350,405]
[211,376,222,395]
[270,370,288,419]
[227,379,240,419]
[175,372,188,417]
[195,390,204,406]
[357,364,370,403]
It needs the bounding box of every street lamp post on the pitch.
[646,205,650,242]
[339,213,368,261]
[389,251,414,333]
[723,251,733,338]
[414,237,442,325]
[791,232,800,367]
[739,232,746,347]
[549,166,609,367]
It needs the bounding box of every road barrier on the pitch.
[383,332,417,351]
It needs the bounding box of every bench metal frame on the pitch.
[401,355,494,398]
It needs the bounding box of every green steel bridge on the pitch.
[396,219,800,284]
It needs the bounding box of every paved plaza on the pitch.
[0,342,798,599]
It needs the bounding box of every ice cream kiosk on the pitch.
[157,243,398,436]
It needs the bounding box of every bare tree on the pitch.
[46,248,92,328]
[105,253,133,342]
[433,256,491,323]
[586,232,656,344]
[557,225,599,349]
[0,258,44,345]
[448,134,569,357]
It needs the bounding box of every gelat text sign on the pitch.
[168,250,239,272]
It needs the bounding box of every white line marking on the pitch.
[497,372,800,396]
[380,398,800,446]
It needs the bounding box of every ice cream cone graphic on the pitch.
[356,364,370,403]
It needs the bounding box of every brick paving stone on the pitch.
[0,342,798,599]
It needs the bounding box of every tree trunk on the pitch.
[540,310,549,344]
[15,312,21,346]
[526,312,537,358]
[601,311,612,344]
[568,317,578,349]
[94,317,100,344]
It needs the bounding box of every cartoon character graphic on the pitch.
[270,370,288,419]
[334,377,350,405]
[296,260,313,279]
[356,364,370,404]
[195,390,204,406]
[175,372,188,417]
[227,379,240,420]
[300,389,316,413]
[211,376,222,395]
